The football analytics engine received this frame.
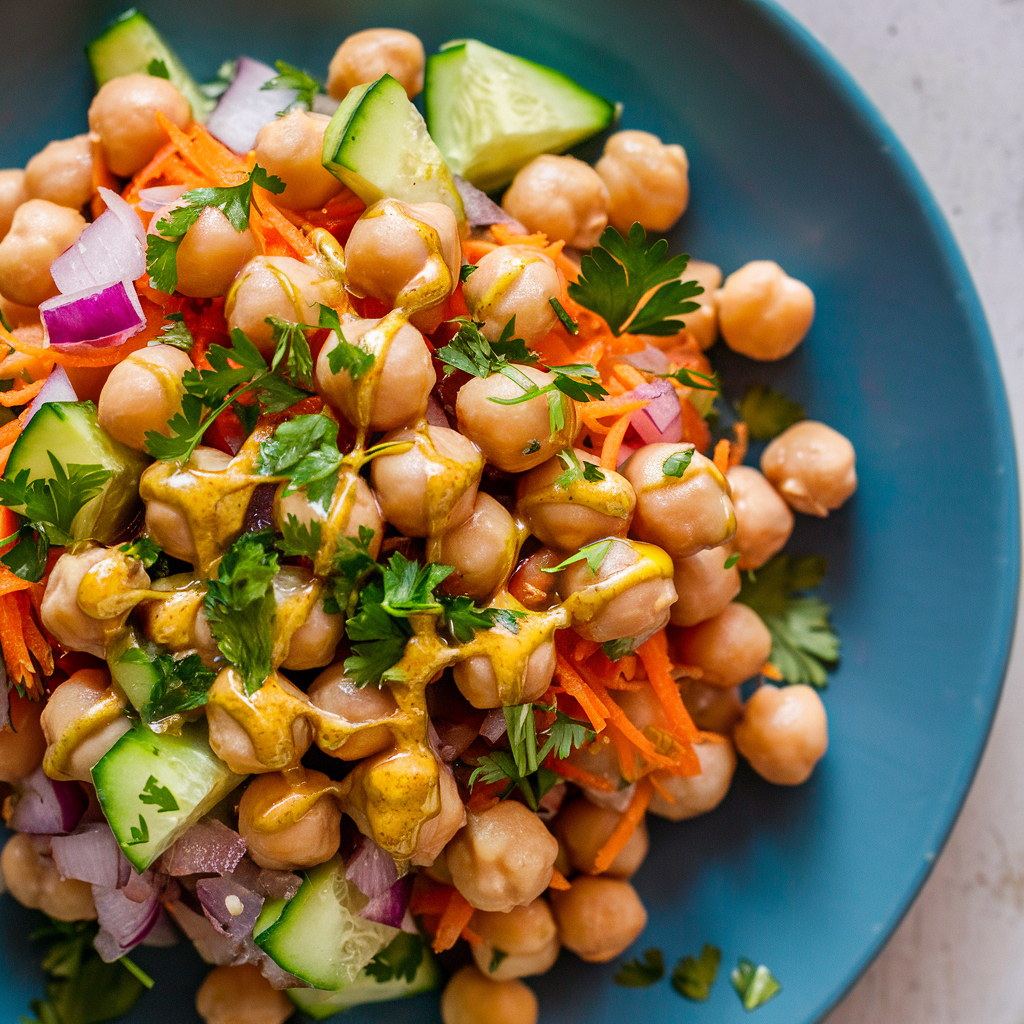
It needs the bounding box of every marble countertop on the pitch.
[767,2,1024,1021]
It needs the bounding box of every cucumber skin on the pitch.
[107,628,161,715]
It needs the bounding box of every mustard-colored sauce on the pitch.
[43,687,126,782]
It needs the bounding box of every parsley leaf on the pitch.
[488,362,607,435]
[549,297,578,334]
[277,515,322,560]
[736,385,806,440]
[489,948,508,973]
[326,328,376,382]
[672,944,721,1001]
[261,60,321,111]
[504,703,541,776]
[256,413,341,512]
[380,553,452,617]
[0,524,49,582]
[436,317,538,378]
[567,223,703,336]
[139,775,179,813]
[440,595,505,643]
[467,752,560,812]
[147,58,170,79]
[731,958,781,1010]
[156,313,194,351]
[614,948,665,987]
[601,637,636,661]
[737,554,839,687]
[122,650,216,722]
[553,448,605,489]
[265,316,314,390]
[460,263,477,282]
[540,539,613,575]
[364,932,424,984]
[119,537,162,568]
[660,365,720,392]
[724,552,740,570]
[344,579,412,687]
[323,525,378,616]
[662,446,695,478]
[539,710,594,761]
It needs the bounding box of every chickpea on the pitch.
[273,567,344,671]
[0,199,86,306]
[621,443,736,560]
[274,472,383,555]
[679,678,744,735]
[0,291,39,327]
[462,245,561,345]
[760,420,857,517]
[371,424,483,537]
[196,964,294,1024]
[308,662,397,760]
[453,629,555,709]
[97,344,192,451]
[24,135,94,211]
[1,834,97,923]
[649,737,738,820]
[441,966,538,1024]
[669,544,741,627]
[595,130,690,233]
[40,670,131,782]
[560,732,626,793]
[0,168,28,240]
[555,797,648,877]
[517,449,635,551]
[158,204,258,299]
[456,366,577,474]
[550,876,646,963]
[88,74,191,177]
[734,683,828,785]
[726,465,795,570]
[674,602,772,688]
[238,770,342,871]
[471,899,560,981]
[447,801,559,913]
[316,317,435,431]
[411,760,467,867]
[429,493,517,601]
[0,695,46,783]
[253,111,343,211]
[502,155,608,250]
[718,260,814,361]
[327,28,426,101]
[681,259,722,350]
[189,602,224,671]
[345,198,460,333]
[558,538,677,645]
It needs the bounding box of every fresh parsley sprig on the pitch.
[120,650,216,723]
[119,537,163,568]
[660,365,720,392]
[672,944,721,1001]
[487,361,607,435]
[436,317,538,379]
[261,60,321,112]
[155,312,194,352]
[540,539,613,575]
[615,949,665,987]
[554,448,606,489]
[736,385,806,440]
[731,958,781,1010]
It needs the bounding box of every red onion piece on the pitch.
[616,441,638,468]
[479,707,508,744]
[140,908,179,947]
[7,766,88,835]
[23,365,78,428]
[92,883,162,961]
[50,822,126,889]
[228,856,302,900]
[619,345,670,375]
[346,835,399,899]
[137,185,187,213]
[197,875,265,942]
[40,278,145,351]
[453,175,525,230]
[629,380,683,444]
[358,875,412,929]
[166,899,240,964]
[432,718,480,763]
[207,56,297,154]
[425,395,448,428]
[161,819,248,877]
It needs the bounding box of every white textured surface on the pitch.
[768,2,1024,1022]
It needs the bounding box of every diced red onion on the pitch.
[40,279,145,352]
[432,718,480,763]
[197,875,264,941]
[23,365,77,427]
[207,56,297,154]
[453,175,525,230]
[479,708,508,744]
[140,908,179,948]
[50,822,125,888]
[358,875,412,929]
[166,899,239,964]
[92,884,162,961]
[346,835,399,899]
[619,345,670,375]
[629,380,683,444]
[137,185,187,213]
[122,868,161,904]
[425,395,448,428]
[7,766,88,835]
[161,819,248,877]
[229,856,302,900]
[537,780,568,822]
[616,442,638,469]
[583,782,636,813]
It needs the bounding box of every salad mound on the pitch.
[0,12,856,1024]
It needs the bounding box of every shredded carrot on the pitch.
[611,363,648,391]
[593,777,654,874]
[649,772,675,804]
[636,632,700,744]
[577,395,649,427]
[600,411,634,470]
[19,592,54,676]
[0,376,48,408]
[548,867,571,891]
[761,662,784,681]
[586,678,674,768]
[461,238,498,263]
[545,755,616,792]
[432,888,476,954]
[571,638,602,663]
[730,421,749,466]
[1,320,149,369]
[606,722,639,780]
[0,591,38,690]
[713,438,731,475]
[554,654,608,732]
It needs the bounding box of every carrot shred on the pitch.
[593,777,653,874]
[606,722,639,780]
[611,363,648,390]
[0,591,38,691]
[730,421,749,466]
[571,638,602,663]
[713,438,731,475]
[600,412,634,470]
[548,867,572,891]
[586,678,674,768]
[761,661,784,681]
[636,632,700,744]
[0,375,47,407]
[545,755,616,792]
[554,654,608,732]
[577,395,649,427]
[19,592,54,676]
[649,772,675,804]
[432,888,475,953]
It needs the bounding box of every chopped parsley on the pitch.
[736,385,806,440]
[549,296,578,334]
[119,537,163,568]
[121,650,216,723]
[323,303,376,381]
[138,774,178,813]
[540,539,613,576]
[256,413,341,513]
[614,949,665,987]
[264,316,314,390]
[660,365,720,392]
[364,932,424,984]
[671,944,721,1001]
[488,948,509,973]
[261,59,320,112]
[554,448,606,489]
[436,317,537,378]
[322,525,379,617]
[487,361,607,435]
[277,515,323,560]
[731,958,781,1010]
[154,313,194,352]
[662,446,695,478]
[724,552,741,570]
[459,263,477,282]
[146,58,170,79]
[601,638,636,661]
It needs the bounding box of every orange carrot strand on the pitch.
[432,888,475,953]
[593,777,653,874]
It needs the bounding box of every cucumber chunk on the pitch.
[287,934,440,1018]
[322,74,464,221]
[3,402,149,545]
[107,629,162,715]
[255,856,399,990]
[92,721,245,871]
[86,9,213,121]
[424,39,618,193]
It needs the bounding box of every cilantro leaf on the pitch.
[261,60,321,111]
[672,944,721,1001]
[265,316,314,390]
[119,537,162,568]
[123,650,216,722]
[736,385,806,440]
[323,525,378,616]
[660,365,720,392]
[364,933,424,984]
[662,446,695,478]
[277,515,322,560]
[158,311,195,352]
[568,223,702,336]
[540,539,613,575]
[139,775,179,813]
[614,948,665,987]
[731,958,781,1010]
[147,58,170,79]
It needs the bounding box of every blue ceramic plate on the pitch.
[1,1,1018,1022]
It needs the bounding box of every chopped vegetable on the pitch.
[737,384,805,440]
[614,948,665,987]
[731,958,782,1010]
[671,944,721,1001]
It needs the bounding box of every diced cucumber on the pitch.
[288,934,440,1019]
[424,39,618,193]
[92,721,245,871]
[3,402,149,545]
[255,856,399,991]
[322,74,464,222]
[86,9,214,121]
[107,628,162,715]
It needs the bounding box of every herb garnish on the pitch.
[139,775,178,813]
[660,365,720,391]
[671,944,721,1001]
[436,317,538,378]
[601,638,636,661]
[554,448,605,489]
[364,932,425,984]
[736,385,806,440]
[549,296,578,334]
[261,59,321,112]
[146,58,170,79]
[662,447,695,478]
[731,958,781,1010]
[119,537,163,568]
[122,650,216,722]
[540,539,613,575]
[614,949,666,987]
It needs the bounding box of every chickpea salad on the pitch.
[0,11,857,1024]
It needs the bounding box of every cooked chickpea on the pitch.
[674,602,772,688]
[0,292,39,327]
[462,245,561,345]
[160,204,257,299]
[471,899,560,980]
[681,259,722,350]
[1,833,97,922]
[669,544,741,627]
[345,198,460,333]
[196,964,294,1024]
[560,732,626,793]
[555,797,648,877]
[517,449,635,551]
[429,493,517,601]
[226,255,337,357]
[595,130,689,233]
[734,683,828,785]
[316,317,435,431]
[558,538,677,645]
[89,74,191,177]
[453,629,555,709]
[679,678,744,735]
[253,111,343,211]
[274,567,344,671]
[621,443,736,560]
[456,366,577,474]
[24,135,94,210]
[327,28,426,101]
[187,601,224,671]
[371,424,483,537]
[441,966,538,1024]
[760,420,857,517]
[308,662,397,760]
[238,770,342,871]
[97,344,193,451]
[502,155,609,250]
[718,260,814,360]
[649,737,737,820]
[40,670,131,782]
[274,472,383,555]
[411,761,467,867]
[550,876,646,963]
[0,199,86,306]
[726,465,795,569]
[0,168,28,240]
[447,801,559,913]
[0,696,46,783]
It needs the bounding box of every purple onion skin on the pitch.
[8,767,88,835]
[358,875,413,929]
